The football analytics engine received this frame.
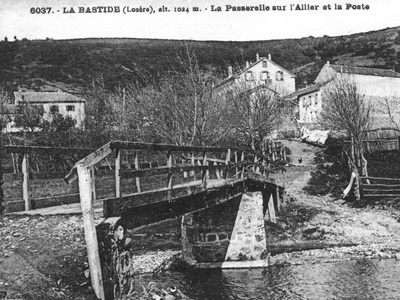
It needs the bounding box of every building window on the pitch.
[66,105,75,111]
[245,71,254,81]
[261,71,270,81]
[50,105,59,113]
[262,61,267,68]
[276,71,284,81]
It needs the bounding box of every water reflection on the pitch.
[137,259,400,299]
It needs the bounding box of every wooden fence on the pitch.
[261,138,287,162]
[360,176,400,199]
[2,145,94,212]
[364,127,400,153]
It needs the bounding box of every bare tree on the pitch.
[379,95,400,130]
[226,82,283,150]
[123,51,235,146]
[320,75,371,176]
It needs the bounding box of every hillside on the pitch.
[1,26,400,94]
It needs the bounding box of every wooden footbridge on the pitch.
[65,141,287,300]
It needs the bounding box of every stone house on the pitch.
[291,62,400,128]
[12,91,86,129]
[215,53,296,97]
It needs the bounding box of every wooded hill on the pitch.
[1,26,400,94]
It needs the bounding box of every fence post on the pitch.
[225,148,231,179]
[167,150,173,201]
[240,151,245,179]
[283,147,287,162]
[261,158,266,177]
[115,149,121,198]
[282,170,287,206]
[77,163,105,300]
[202,151,208,188]
[354,170,361,202]
[90,167,97,202]
[22,153,30,211]
[234,151,238,178]
[134,151,141,193]
[276,185,282,212]
[253,154,258,173]
[190,152,195,178]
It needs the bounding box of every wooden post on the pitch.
[282,170,287,206]
[22,153,30,211]
[214,162,220,179]
[240,151,245,179]
[134,152,141,193]
[253,154,257,172]
[225,148,231,179]
[167,150,173,201]
[190,152,195,178]
[398,136,400,151]
[283,147,287,162]
[202,151,208,188]
[77,164,105,300]
[234,151,238,178]
[261,158,266,177]
[90,167,96,202]
[115,149,121,198]
[354,170,361,202]
[276,186,282,212]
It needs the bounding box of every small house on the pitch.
[13,91,86,128]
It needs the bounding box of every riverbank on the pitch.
[267,139,400,265]
[1,139,400,299]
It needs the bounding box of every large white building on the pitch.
[292,62,400,128]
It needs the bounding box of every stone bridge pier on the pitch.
[182,184,283,268]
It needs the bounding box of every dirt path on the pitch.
[271,139,400,264]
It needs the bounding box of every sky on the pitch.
[1,0,400,41]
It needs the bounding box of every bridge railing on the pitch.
[65,141,285,214]
[65,141,285,300]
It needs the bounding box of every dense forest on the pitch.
[1,26,400,94]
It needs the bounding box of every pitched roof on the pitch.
[285,82,325,99]
[14,91,85,104]
[330,65,400,78]
[215,56,296,89]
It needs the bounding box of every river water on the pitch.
[137,259,400,299]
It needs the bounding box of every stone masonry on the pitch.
[224,192,267,261]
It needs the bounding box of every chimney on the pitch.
[256,53,260,61]
[268,53,272,60]
[326,61,330,66]
[340,66,343,73]
[228,65,233,77]
[246,61,249,68]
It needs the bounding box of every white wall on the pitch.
[234,59,296,95]
[298,90,322,123]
